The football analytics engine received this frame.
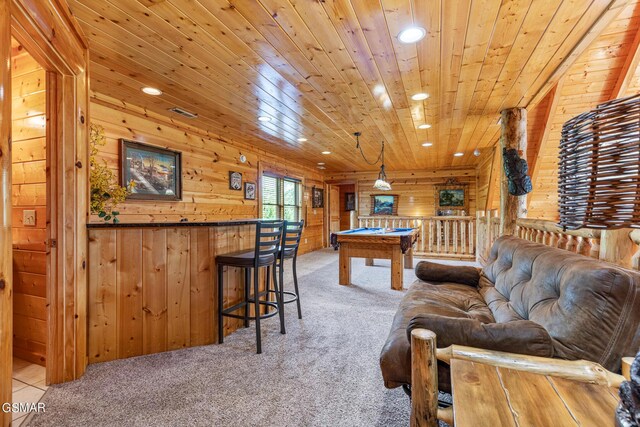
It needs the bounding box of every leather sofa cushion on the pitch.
[407,315,554,357]
[380,280,494,389]
[415,261,480,287]
[482,236,640,371]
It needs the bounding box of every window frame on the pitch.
[261,173,302,222]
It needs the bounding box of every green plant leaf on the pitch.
[104,215,111,221]
[98,211,106,218]
[113,218,119,224]
[112,211,119,215]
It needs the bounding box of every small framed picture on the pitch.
[120,139,182,201]
[229,171,242,190]
[312,187,324,208]
[244,182,256,200]
[345,192,355,211]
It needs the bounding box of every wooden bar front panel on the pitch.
[88,225,261,363]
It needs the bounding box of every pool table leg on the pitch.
[365,258,374,266]
[404,247,414,269]
[339,246,351,286]
[391,245,404,290]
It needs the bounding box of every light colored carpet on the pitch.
[28,250,464,427]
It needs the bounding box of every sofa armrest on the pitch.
[415,261,480,287]
[406,314,554,357]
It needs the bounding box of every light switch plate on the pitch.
[23,209,36,226]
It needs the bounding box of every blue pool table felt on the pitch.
[336,227,415,236]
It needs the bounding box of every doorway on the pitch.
[10,37,49,422]
[326,183,357,245]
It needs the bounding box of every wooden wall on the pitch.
[526,2,640,219]
[475,147,500,212]
[91,94,325,254]
[88,224,268,363]
[326,168,477,218]
[11,41,47,366]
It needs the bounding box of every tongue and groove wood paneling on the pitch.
[90,94,326,255]
[11,41,47,367]
[87,224,269,363]
[66,0,627,172]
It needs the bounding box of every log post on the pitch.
[0,0,12,424]
[599,229,635,269]
[499,108,528,236]
[411,329,438,427]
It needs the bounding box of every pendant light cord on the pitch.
[355,132,384,166]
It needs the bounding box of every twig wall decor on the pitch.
[559,93,640,230]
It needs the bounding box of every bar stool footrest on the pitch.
[265,289,299,304]
[221,300,279,321]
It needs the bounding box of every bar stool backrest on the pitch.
[255,221,285,268]
[281,220,304,261]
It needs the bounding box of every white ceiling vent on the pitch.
[169,107,198,119]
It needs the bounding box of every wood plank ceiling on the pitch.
[67,0,630,172]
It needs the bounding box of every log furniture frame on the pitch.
[410,328,627,427]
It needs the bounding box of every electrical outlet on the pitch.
[304,238,308,244]
[23,210,36,226]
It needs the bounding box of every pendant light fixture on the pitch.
[354,132,391,191]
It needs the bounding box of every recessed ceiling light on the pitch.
[321,151,331,155]
[418,124,431,129]
[258,116,271,122]
[421,142,432,147]
[411,93,429,101]
[454,152,464,157]
[142,87,162,96]
[318,166,326,170]
[398,27,426,44]
[317,162,325,165]
[297,137,308,142]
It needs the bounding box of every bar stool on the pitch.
[266,220,304,332]
[216,221,285,354]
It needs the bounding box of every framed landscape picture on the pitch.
[120,139,181,201]
[312,187,324,208]
[244,182,256,200]
[370,194,398,216]
[435,181,469,215]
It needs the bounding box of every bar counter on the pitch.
[87,220,266,364]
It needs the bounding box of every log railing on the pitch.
[358,215,476,260]
[476,211,640,272]
[475,210,500,264]
[516,218,602,259]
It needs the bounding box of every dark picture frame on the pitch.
[229,171,242,190]
[370,194,398,216]
[434,181,469,215]
[244,182,256,200]
[345,192,355,211]
[312,187,324,208]
[120,139,182,201]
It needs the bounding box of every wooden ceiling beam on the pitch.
[610,21,640,98]
[527,77,565,209]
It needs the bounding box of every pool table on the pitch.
[330,227,419,290]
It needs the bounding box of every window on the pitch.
[262,174,302,221]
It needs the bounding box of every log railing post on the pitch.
[600,229,634,269]
[411,329,438,427]
[500,108,528,237]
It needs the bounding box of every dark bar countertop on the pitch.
[87,219,262,229]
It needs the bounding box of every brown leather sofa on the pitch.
[380,235,640,392]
